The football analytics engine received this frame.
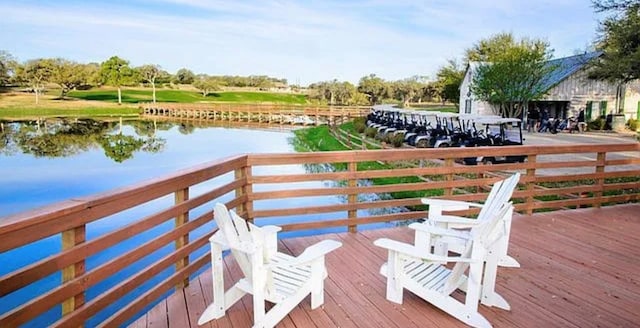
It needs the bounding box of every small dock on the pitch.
[130,204,640,328]
[140,103,370,125]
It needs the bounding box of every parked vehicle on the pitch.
[462,117,526,165]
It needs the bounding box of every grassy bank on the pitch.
[1,87,309,119]
[0,92,140,119]
[292,122,443,202]
[68,88,308,104]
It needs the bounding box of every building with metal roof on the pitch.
[459,52,640,123]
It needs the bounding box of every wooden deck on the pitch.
[129,204,640,328]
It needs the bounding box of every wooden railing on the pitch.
[141,103,371,125]
[1,143,639,327]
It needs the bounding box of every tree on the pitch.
[593,0,639,11]
[193,76,220,97]
[0,50,17,86]
[391,76,426,107]
[99,56,135,104]
[173,68,195,84]
[357,74,388,105]
[49,58,88,98]
[470,35,554,117]
[465,32,549,64]
[17,59,52,104]
[589,1,640,83]
[138,64,164,103]
[435,60,465,105]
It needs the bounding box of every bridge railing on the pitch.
[1,143,639,327]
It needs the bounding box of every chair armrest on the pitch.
[275,239,342,267]
[210,232,259,254]
[421,198,484,210]
[428,215,480,226]
[261,225,282,235]
[409,222,471,239]
[374,238,477,263]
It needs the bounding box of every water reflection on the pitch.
[0,119,168,162]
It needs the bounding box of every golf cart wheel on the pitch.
[416,139,428,148]
[482,157,494,165]
[438,143,450,148]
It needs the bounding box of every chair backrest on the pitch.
[476,173,520,223]
[213,203,261,279]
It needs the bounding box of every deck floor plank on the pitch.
[130,204,640,328]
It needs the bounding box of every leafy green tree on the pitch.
[471,38,554,118]
[0,50,17,86]
[49,58,88,98]
[16,59,52,104]
[193,76,220,97]
[138,64,166,103]
[465,32,548,64]
[589,1,640,84]
[173,68,195,84]
[435,60,465,105]
[593,0,639,11]
[391,76,427,107]
[99,56,136,104]
[357,74,388,105]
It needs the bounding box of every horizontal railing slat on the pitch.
[0,178,242,296]
[51,233,211,327]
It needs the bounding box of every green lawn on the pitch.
[68,89,308,104]
[0,107,140,118]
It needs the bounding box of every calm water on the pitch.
[0,118,397,327]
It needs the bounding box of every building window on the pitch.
[464,99,472,114]
[586,101,593,120]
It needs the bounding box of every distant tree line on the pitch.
[0,53,290,104]
[307,74,447,106]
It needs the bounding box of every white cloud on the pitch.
[0,0,599,85]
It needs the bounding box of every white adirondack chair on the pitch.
[375,202,514,328]
[198,203,342,328]
[414,172,521,268]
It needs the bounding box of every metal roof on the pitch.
[540,51,602,92]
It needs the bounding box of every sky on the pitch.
[1,0,603,85]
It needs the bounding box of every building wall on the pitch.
[544,68,619,118]
[458,64,495,116]
[624,80,640,119]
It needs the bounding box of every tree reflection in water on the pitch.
[0,118,169,163]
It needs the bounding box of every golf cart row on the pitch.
[365,106,526,165]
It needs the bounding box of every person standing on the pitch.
[538,108,550,132]
[527,107,539,132]
[577,108,587,133]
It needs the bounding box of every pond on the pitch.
[0,118,397,327]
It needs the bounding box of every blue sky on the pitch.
[1,0,602,85]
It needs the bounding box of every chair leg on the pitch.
[310,259,325,309]
[385,251,403,304]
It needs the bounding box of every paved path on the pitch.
[522,131,639,175]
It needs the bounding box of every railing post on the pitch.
[235,166,254,222]
[62,225,86,321]
[526,154,537,215]
[175,187,189,289]
[348,161,358,233]
[444,158,454,196]
[595,152,606,208]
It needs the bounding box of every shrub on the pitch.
[627,119,639,131]
[365,127,377,138]
[390,133,405,147]
[354,121,367,134]
[588,117,606,131]
[353,117,366,125]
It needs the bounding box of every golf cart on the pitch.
[462,117,526,165]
